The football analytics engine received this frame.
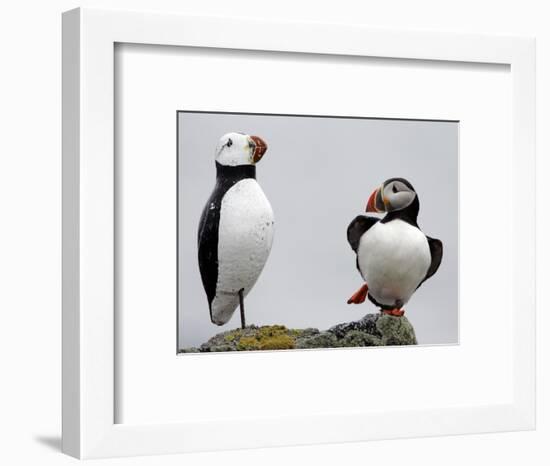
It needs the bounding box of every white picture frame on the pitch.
[62,7,535,459]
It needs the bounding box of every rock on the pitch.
[375,314,418,346]
[339,330,382,347]
[295,331,338,349]
[329,313,417,346]
[179,347,201,353]
[197,325,295,352]
[329,313,380,338]
[180,313,417,353]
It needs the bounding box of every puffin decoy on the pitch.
[346,178,443,316]
[198,132,274,328]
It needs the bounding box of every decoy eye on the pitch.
[392,184,399,194]
[227,138,233,147]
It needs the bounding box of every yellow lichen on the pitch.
[235,325,296,351]
[237,336,261,351]
[258,334,295,350]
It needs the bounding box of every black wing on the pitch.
[346,215,379,253]
[197,192,222,308]
[420,236,443,285]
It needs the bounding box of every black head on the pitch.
[365,177,420,225]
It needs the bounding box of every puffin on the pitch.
[198,132,274,328]
[346,178,443,316]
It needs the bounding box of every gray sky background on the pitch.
[178,112,458,349]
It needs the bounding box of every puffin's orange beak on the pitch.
[366,187,385,213]
[250,135,268,163]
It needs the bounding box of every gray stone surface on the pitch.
[180,313,417,353]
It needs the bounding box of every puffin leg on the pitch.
[347,283,369,304]
[238,288,246,329]
[382,308,405,317]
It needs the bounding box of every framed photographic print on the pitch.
[62,7,535,459]
[177,111,458,353]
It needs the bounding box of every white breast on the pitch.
[357,219,430,308]
[211,179,274,325]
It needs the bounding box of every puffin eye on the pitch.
[392,184,399,194]
[226,138,233,148]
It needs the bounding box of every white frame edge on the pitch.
[62,7,81,459]
[62,7,536,459]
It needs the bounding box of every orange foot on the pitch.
[347,283,369,304]
[382,308,405,317]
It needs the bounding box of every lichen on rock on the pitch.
[181,313,417,353]
[295,330,337,349]
[376,314,418,346]
[340,330,382,347]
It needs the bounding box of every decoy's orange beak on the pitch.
[366,187,385,213]
[250,135,268,163]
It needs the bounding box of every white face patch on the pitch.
[383,180,416,212]
[215,132,254,166]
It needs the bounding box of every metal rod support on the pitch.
[238,288,245,329]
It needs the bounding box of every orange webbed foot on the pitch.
[347,283,369,305]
